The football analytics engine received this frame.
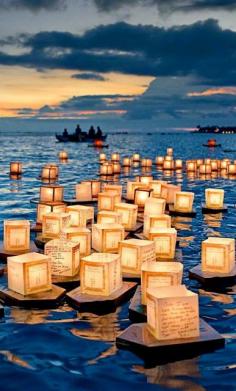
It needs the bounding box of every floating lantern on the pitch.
[42,212,71,238]
[45,239,80,277]
[40,185,64,203]
[81,180,101,198]
[36,203,66,224]
[97,211,122,225]
[4,220,30,252]
[163,160,174,170]
[202,237,235,273]
[75,182,92,201]
[155,156,164,166]
[61,227,91,257]
[186,161,197,172]
[196,159,204,167]
[126,181,148,200]
[144,197,166,216]
[143,214,171,238]
[98,192,121,211]
[199,164,212,174]
[141,158,152,167]
[175,160,183,170]
[58,150,68,160]
[99,153,107,163]
[66,205,94,227]
[146,285,199,340]
[228,164,236,175]
[112,162,121,174]
[210,160,218,171]
[205,188,224,209]
[7,252,51,295]
[132,153,140,162]
[103,184,122,197]
[134,188,152,208]
[149,180,165,197]
[174,191,195,213]
[92,223,125,253]
[136,175,153,185]
[123,157,131,167]
[119,239,156,274]
[111,153,120,162]
[149,228,177,259]
[220,160,229,170]
[204,158,211,165]
[167,147,173,156]
[10,162,22,175]
[141,261,183,304]
[114,203,138,230]
[100,162,113,176]
[40,166,57,180]
[80,253,122,296]
[160,183,181,204]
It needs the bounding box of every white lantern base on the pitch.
[0,284,65,308]
[0,241,39,262]
[129,285,146,323]
[52,272,80,290]
[64,198,97,205]
[201,203,228,214]
[66,281,137,315]
[116,319,224,365]
[169,204,197,217]
[189,264,236,286]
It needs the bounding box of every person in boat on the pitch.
[63,128,68,137]
[75,124,82,135]
[96,126,103,138]
[88,125,96,138]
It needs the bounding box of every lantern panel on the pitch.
[61,227,91,256]
[97,211,122,225]
[4,220,30,252]
[202,237,235,273]
[174,191,194,213]
[45,239,80,277]
[205,189,224,209]
[149,228,177,259]
[98,192,121,211]
[119,239,156,274]
[114,203,138,230]
[42,212,71,238]
[92,223,125,253]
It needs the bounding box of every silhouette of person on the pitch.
[88,126,95,138]
[75,124,82,135]
[96,126,102,138]
[63,128,68,137]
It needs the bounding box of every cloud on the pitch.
[0,0,66,11]
[71,72,107,81]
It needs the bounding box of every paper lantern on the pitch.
[99,153,107,163]
[10,162,22,175]
[156,156,164,166]
[186,161,197,172]
[103,184,122,197]
[174,191,194,213]
[119,239,156,274]
[75,182,92,201]
[42,212,71,238]
[111,153,120,162]
[36,203,65,224]
[141,261,183,304]
[7,252,51,295]
[175,160,183,169]
[98,192,120,211]
[228,164,236,175]
[167,147,173,156]
[4,220,30,252]
[149,180,165,197]
[160,183,181,204]
[100,162,113,176]
[146,285,199,340]
[143,214,171,238]
[144,197,166,216]
[112,162,121,174]
[163,160,174,170]
[204,158,211,165]
[66,205,94,227]
[220,161,229,170]
[61,227,91,256]
[45,239,80,277]
[202,237,235,273]
[141,158,152,167]
[132,153,140,162]
[134,188,152,208]
[199,164,211,174]
[81,180,101,198]
[126,181,147,200]
[149,228,177,259]
[92,223,125,253]
[205,188,224,209]
[80,253,122,296]
[58,150,68,160]
[114,203,138,230]
[123,157,131,167]
[136,175,153,185]
[40,185,64,203]
[40,166,57,180]
[210,160,218,171]
[97,211,122,225]
[196,159,204,167]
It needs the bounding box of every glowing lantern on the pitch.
[175,160,183,169]
[100,162,113,176]
[210,160,218,171]
[160,183,181,204]
[146,285,199,340]
[98,192,121,211]
[61,227,91,256]
[228,164,236,175]
[92,223,125,253]
[150,180,165,197]
[45,239,80,277]
[66,205,94,227]
[196,159,204,167]
[97,211,122,225]
[75,182,92,201]
[112,162,121,174]
[114,203,138,230]
[4,220,30,252]
[40,185,64,203]
[143,214,171,238]
[126,181,148,200]
[81,180,101,198]
[111,153,120,162]
[7,252,51,295]
[186,161,197,172]
[134,188,152,208]
[141,158,152,167]
[99,153,107,163]
[199,164,212,174]
[220,160,229,170]
[202,237,235,273]
[204,158,211,165]
[141,261,183,304]
[156,156,164,166]
[205,188,224,209]
[119,239,156,274]
[10,162,22,175]
[132,153,140,162]
[123,157,131,167]
[144,197,166,216]
[163,160,174,170]
[42,212,71,238]
[167,147,173,156]
[58,150,68,160]
[103,184,122,197]
[36,203,66,224]
[40,166,57,180]
[174,191,195,213]
[80,253,122,296]
[136,175,153,185]
[149,228,177,259]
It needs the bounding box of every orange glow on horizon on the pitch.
[188,87,236,97]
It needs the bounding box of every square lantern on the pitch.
[42,212,71,238]
[40,166,57,180]
[66,205,94,227]
[126,181,148,200]
[141,159,152,167]
[141,261,183,304]
[40,185,64,203]
[136,175,153,185]
[174,191,195,213]
[36,203,65,224]
[123,157,131,167]
[114,203,138,230]
[4,220,30,252]
[7,252,51,295]
[175,160,183,170]
[228,164,236,175]
[146,285,199,341]
[167,147,173,156]
[119,239,156,274]
[143,214,171,238]
[75,183,92,201]
[82,180,101,198]
[103,184,123,198]
[92,223,125,253]
[144,197,166,216]
[150,181,165,197]
[163,160,174,170]
[160,184,181,204]
[134,188,152,208]
[99,153,107,163]
[111,153,120,162]
[202,237,235,273]
[205,189,224,209]
[97,211,122,225]
[149,228,177,259]
[80,253,122,296]
[100,162,113,176]
[132,153,140,162]
[186,161,197,172]
[112,162,121,174]
[45,239,80,277]
[98,192,121,211]
[10,162,22,175]
[199,164,212,174]
[61,227,91,256]
[155,156,164,166]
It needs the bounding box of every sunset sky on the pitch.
[1,0,236,131]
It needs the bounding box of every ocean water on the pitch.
[1,131,236,390]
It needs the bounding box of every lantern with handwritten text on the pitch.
[45,239,80,277]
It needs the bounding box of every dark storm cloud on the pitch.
[71,72,107,81]
[0,0,66,11]
[1,19,236,85]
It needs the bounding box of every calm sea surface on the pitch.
[1,131,236,390]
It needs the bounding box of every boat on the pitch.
[56,125,107,143]
[203,139,221,148]
[194,125,236,134]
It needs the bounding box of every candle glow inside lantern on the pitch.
[92,223,125,253]
[10,162,22,175]
[141,158,152,167]
[97,211,122,225]
[136,175,153,185]
[58,150,68,160]
[66,205,94,227]
[156,156,164,166]
[141,261,183,304]
[202,237,235,273]
[7,252,52,295]
[199,164,212,174]
[99,153,106,163]
[132,153,140,162]
[75,182,92,201]
[134,188,152,208]
[45,239,80,277]
[175,160,183,169]
[144,197,166,216]
[174,191,195,213]
[114,203,138,230]
[103,184,123,198]
[4,220,30,252]
[143,214,171,238]
[37,203,66,224]
[82,180,101,198]
[80,253,122,296]
[149,228,177,259]
[100,162,113,176]
[111,153,120,162]
[146,285,199,341]
[119,238,156,274]
[205,188,224,209]
[126,181,148,200]
[40,185,64,203]
[123,157,131,167]
[98,192,121,211]
[61,227,91,256]
[160,183,181,204]
[42,212,71,238]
